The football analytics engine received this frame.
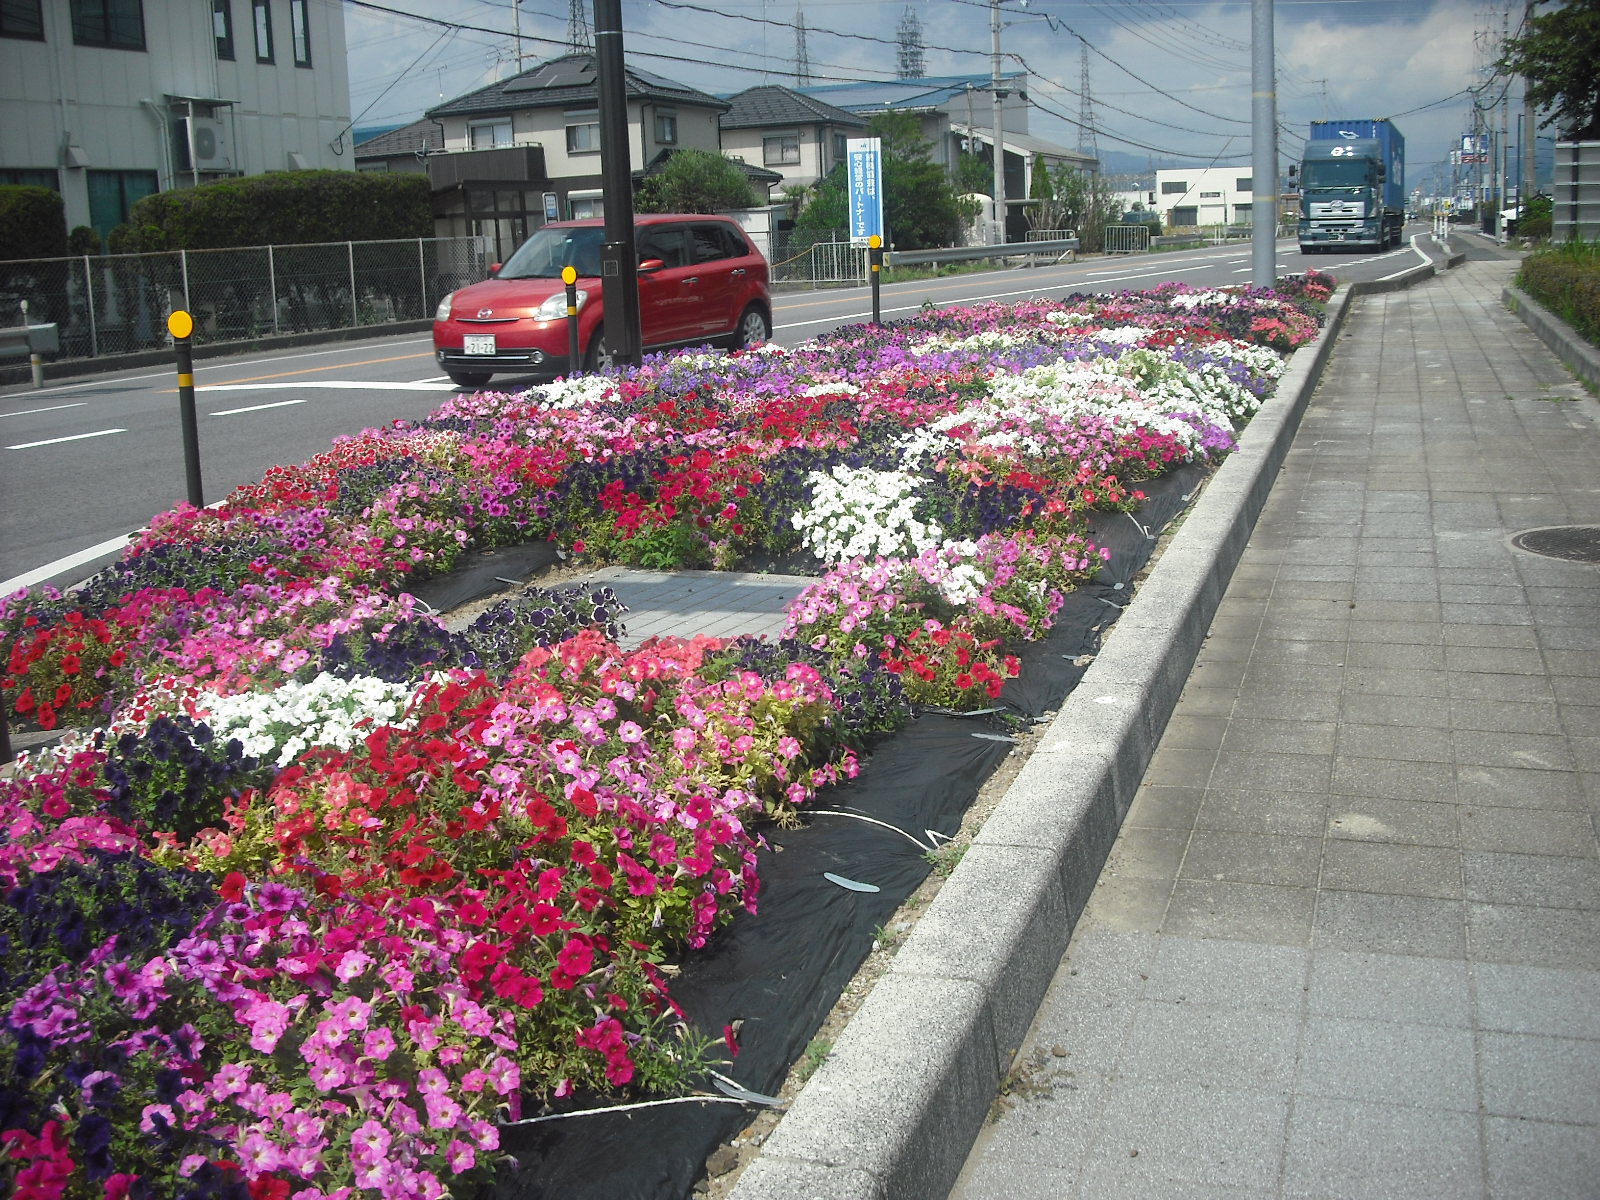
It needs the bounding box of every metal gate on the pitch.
[1103,225,1152,254]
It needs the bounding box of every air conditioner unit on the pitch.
[176,116,231,171]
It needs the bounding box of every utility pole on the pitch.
[594,0,640,367]
[1522,0,1536,216]
[990,0,1006,245]
[1251,0,1277,287]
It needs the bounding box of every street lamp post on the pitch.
[1250,0,1277,287]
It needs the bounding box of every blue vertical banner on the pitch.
[848,137,884,246]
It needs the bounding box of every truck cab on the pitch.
[1298,120,1405,254]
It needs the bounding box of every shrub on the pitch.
[0,186,68,261]
[1518,239,1600,347]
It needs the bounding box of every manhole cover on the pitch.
[1511,526,1600,563]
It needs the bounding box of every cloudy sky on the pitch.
[344,0,1530,194]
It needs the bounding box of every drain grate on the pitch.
[1512,525,1600,563]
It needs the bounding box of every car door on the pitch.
[633,225,698,347]
[685,221,747,336]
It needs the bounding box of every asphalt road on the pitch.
[0,233,1441,594]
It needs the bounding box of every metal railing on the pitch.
[887,235,1079,270]
[0,236,492,362]
[769,234,867,286]
[1103,225,1153,254]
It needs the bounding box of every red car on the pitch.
[433,214,773,388]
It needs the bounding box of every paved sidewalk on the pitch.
[950,259,1600,1199]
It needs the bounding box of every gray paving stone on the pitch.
[1320,840,1463,899]
[1446,669,1557,702]
[1474,961,1600,1039]
[1116,1000,1299,1090]
[1296,1016,1477,1110]
[1483,1116,1600,1200]
[1164,879,1316,946]
[1463,850,1600,909]
[1306,948,1470,1026]
[1341,665,1451,697]
[1325,796,1460,847]
[1209,750,1333,793]
[1180,830,1323,887]
[1126,784,1207,828]
[1313,890,1467,959]
[1282,1097,1484,1200]
[1195,788,1328,836]
[1338,722,1455,763]
[1104,826,1190,882]
[1468,901,1600,969]
[1459,806,1599,856]
[1479,1031,1600,1124]
[1140,936,1309,1011]
[1456,764,1585,810]
[1452,729,1575,772]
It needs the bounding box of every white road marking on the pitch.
[209,398,308,416]
[0,533,134,595]
[199,381,455,394]
[7,428,126,450]
[2,402,87,417]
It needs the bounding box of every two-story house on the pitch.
[357,53,778,264]
[1,0,352,242]
[719,85,868,191]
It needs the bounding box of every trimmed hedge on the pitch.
[116,170,432,252]
[1518,242,1600,348]
[0,186,69,262]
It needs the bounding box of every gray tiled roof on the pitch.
[353,118,442,160]
[720,85,869,131]
[427,53,729,119]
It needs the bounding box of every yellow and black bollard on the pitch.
[868,234,883,325]
[562,265,581,371]
[169,310,204,508]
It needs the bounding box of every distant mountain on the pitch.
[354,124,407,146]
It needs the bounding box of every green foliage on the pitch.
[67,225,103,255]
[118,170,432,252]
[954,152,992,197]
[1026,152,1057,230]
[1518,238,1600,348]
[1497,0,1600,139]
[1049,165,1125,251]
[795,111,974,250]
[0,186,68,261]
[1519,193,1554,239]
[635,148,758,213]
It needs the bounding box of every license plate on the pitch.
[463,334,496,355]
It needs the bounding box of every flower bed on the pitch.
[0,273,1332,1199]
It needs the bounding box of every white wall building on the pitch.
[1154,165,1256,229]
[1,0,352,242]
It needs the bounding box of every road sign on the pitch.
[847,137,884,246]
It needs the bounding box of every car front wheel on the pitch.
[731,304,771,350]
[447,370,491,388]
[584,326,617,373]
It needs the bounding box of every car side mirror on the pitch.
[488,263,502,277]
[638,258,665,273]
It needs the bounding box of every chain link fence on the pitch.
[0,237,492,362]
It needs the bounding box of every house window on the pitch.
[1170,205,1197,226]
[567,190,603,219]
[833,133,848,162]
[1199,191,1222,199]
[86,168,157,241]
[0,168,58,188]
[1235,177,1252,193]
[1160,180,1187,194]
[71,0,145,49]
[654,110,677,145]
[1,0,45,39]
[763,133,800,166]
[470,119,512,150]
[289,0,309,66]
[212,0,233,58]
[252,0,272,62]
[566,110,600,153]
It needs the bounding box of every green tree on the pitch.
[954,152,992,197]
[1497,0,1600,138]
[795,111,974,249]
[1025,153,1058,230]
[1050,166,1124,252]
[0,186,68,261]
[635,148,758,213]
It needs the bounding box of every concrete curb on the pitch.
[1503,284,1600,393]
[727,273,1419,1200]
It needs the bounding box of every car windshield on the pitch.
[498,227,607,279]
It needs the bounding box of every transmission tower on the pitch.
[568,0,592,51]
[796,5,812,86]
[897,5,925,79]
[1077,43,1098,161]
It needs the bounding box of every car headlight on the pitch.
[434,292,454,321]
[535,290,587,321]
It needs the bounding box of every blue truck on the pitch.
[1297,119,1405,252]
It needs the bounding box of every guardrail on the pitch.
[886,236,1080,270]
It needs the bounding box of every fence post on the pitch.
[269,245,279,335]
[418,238,427,319]
[348,242,358,327]
[83,255,99,358]
[180,249,191,313]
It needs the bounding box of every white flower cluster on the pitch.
[802,380,861,397]
[916,540,993,607]
[528,373,623,411]
[1113,348,1257,425]
[195,672,419,766]
[1164,289,1232,310]
[792,465,943,564]
[985,362,1208,455]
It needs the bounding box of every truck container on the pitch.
[1298,119,1405,252]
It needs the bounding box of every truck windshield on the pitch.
[498,227,606,279]
[1302,160,1373,190]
